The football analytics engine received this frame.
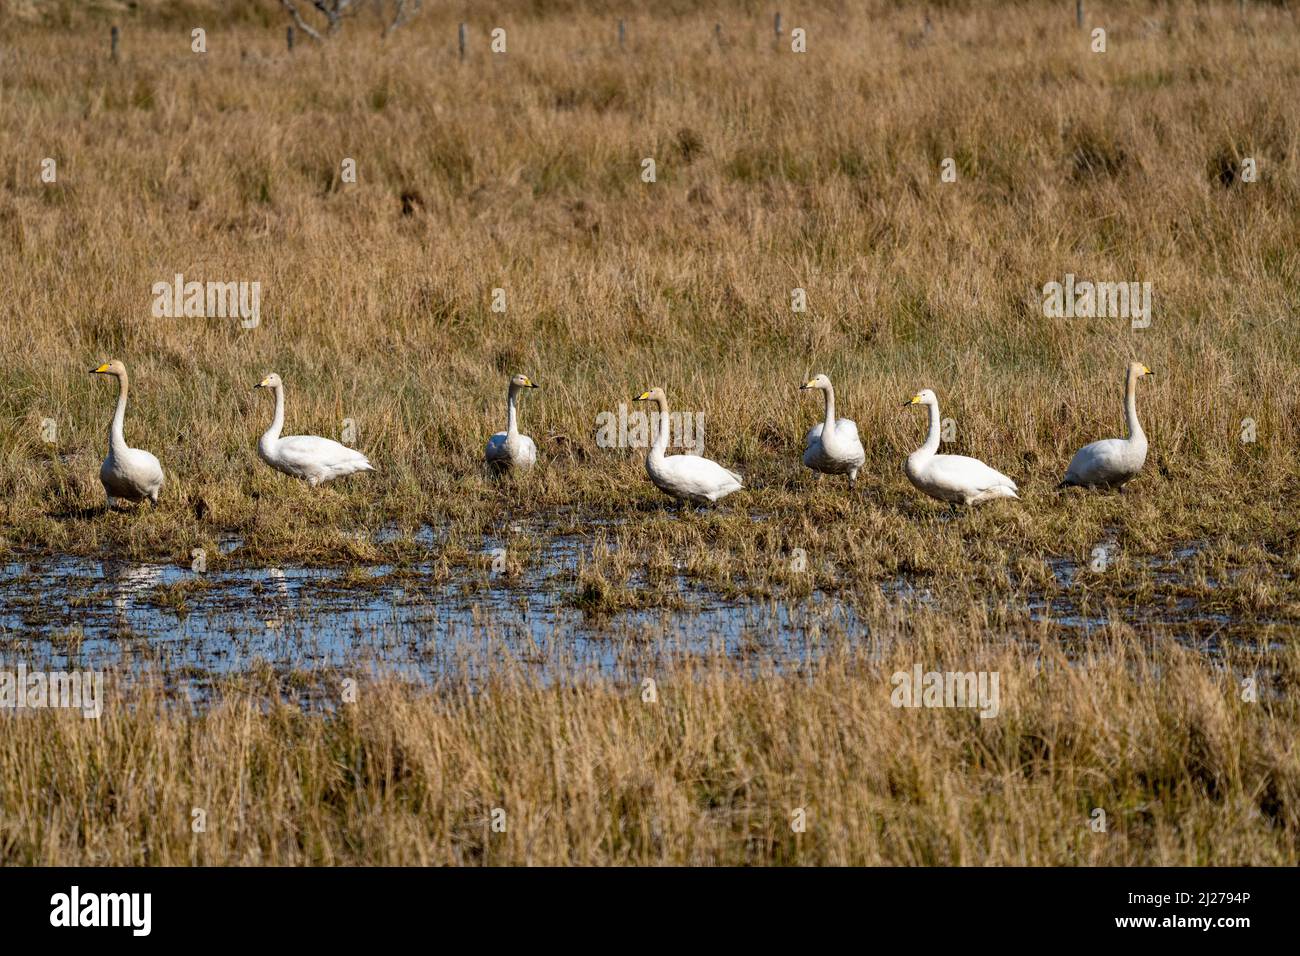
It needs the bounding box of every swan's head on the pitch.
[634,387,667,404]
[511,373,538,390]
[254,373,283,390]
[800,374,832,392]
[89,360,127,378]
[903,388,938,408]
[1128,361,1154,379]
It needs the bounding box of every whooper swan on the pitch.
[634,387,742,505]
[903,388,1018,506]
[254,373,374,487]
[1059,362,1153,490]
[90,360,165,508]
[485,374,539,473]
[801,374,866,488]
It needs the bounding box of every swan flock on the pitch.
[84,362,1153,511]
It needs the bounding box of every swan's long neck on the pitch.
[264,384,285,442]
[821,383,837,434]
[1124,367,1144,444]
[649,396,670,460]
[109,372,129,454]
[506,384,520,437]
[919,400,942,456]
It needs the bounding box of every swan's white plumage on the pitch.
[254,373,374,487]
[907,452,1018,505]
[1061,362,1152,489]
[263,434,373,484]
[635,387,742,505]
[101,447,165,506]
[647,453,742,503]
[903,388,1018,506]
[486,432,537,469]
[804,419,861,453]
[800,374,866,484]
[486,374,539,472]
[91,360,164,507]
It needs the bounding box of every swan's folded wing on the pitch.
[104,447,164,498]
[126,448,165,484]
[835,418,861,443]
[518,435,538,466]
[930,454,1017,494]
[277,435,370,470]
[835,418,866,463]
[1065,438,1127,483]
[659,454,743,499]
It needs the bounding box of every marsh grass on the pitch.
[1,1,1299,864]
[1,620,1296,866]
[1,2,1297,589]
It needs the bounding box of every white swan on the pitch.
[1059,362,1152,490]
[903,388,1018,506]
[634,387,743,505]
[801,374,866,487]
[254,373,374,487]
[90,360,164,508]
[485,373,538,473]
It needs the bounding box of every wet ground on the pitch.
[0,527,859,700]
[0,525,1291,703]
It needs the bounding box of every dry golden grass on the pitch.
[1,1,1298,865]
[1,1,1297,569]
[2,2,1293,616]
[2,621,1296,866]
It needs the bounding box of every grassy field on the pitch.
[3,627,1297,866]
[0,0,1298,864]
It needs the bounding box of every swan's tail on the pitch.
[972,484,1019,504]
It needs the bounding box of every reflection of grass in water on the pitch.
[1,625,1295,865]
[1,525,1295,661]
[43,625,86,654]
[149,577,210,617]
[13,480,1299,641]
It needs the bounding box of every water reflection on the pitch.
[0,528,1288,703]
